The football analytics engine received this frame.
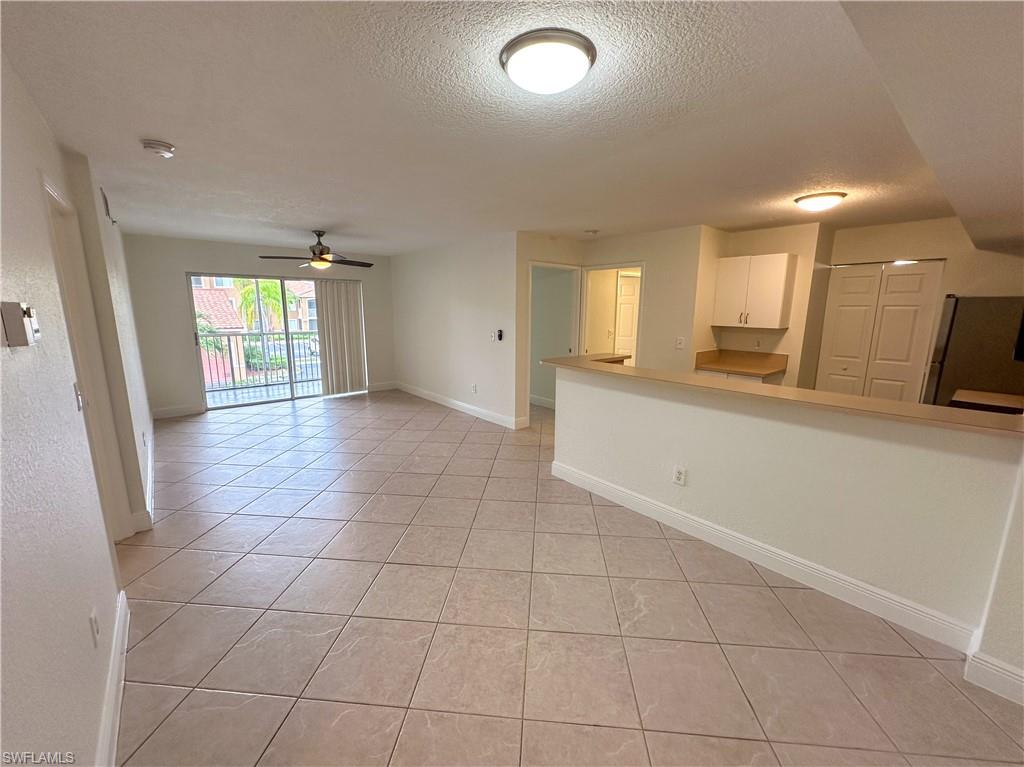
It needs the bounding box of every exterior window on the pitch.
[191,275,203,287]
[288,319,300,331]
[214,276,233,288]
[309,318,318,331]
[307,298,317,315]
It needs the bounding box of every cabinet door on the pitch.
[712,256,750,326]
[745,253,796,328]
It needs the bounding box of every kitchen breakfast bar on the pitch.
[540,353,1022,694]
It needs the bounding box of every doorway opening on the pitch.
[529,264,581,409]
[582,266,643,366]
[188,274,324,408]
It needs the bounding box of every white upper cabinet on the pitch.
[711,253,796,329]
[711,256,750,328]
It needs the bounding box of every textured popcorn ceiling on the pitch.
[2,1,952,255]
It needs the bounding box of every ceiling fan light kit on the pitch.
[257,230,374,269]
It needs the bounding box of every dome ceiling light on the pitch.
[500,28,596,95]
[794,191,847,211]
[141,139,176,159]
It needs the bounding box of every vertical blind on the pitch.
[314,279,368,395]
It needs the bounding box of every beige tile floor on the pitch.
[116,392,1024,767]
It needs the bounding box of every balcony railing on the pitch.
[198,331,321,392]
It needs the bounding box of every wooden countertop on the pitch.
[951,389,1024,414]
[541,354,1024,438]
[694,349,787,377]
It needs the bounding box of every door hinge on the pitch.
[73,381,85,412]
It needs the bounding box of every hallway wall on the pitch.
[1,57,122,764]
[64,150,153,533]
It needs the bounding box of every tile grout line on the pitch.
[142,398,1008,764]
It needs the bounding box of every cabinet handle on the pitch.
[738,312,743,324]
[744,312,749,324]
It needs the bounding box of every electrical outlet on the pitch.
[672,466,687,486]
[89,608,100,648]
[471,383,478,394]
[754,338,761,350]
[675,336,686,350]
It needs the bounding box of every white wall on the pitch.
[65,150,153,533]
[1,57,121,763]
[392,232,518,426]
[692,226,726,366]
[581,226,703,372]
[711,223,823,387]
[798,225,836,388]
[970,485,1023,700]
[832,217,1024,296]
[553,366,1021,649]
[123,234,396,417]
[530,266,577,407]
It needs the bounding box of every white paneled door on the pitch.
[815,264,884,395]
[615,274,640,366]
[863,261,944,401]
[816,260,944,401]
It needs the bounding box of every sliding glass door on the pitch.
[189,274,322,407]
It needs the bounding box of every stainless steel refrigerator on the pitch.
[923,295,1024,406]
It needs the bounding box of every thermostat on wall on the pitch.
[1,302,41,347]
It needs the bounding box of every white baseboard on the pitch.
[152,404,204,420]
[131,436,155,534]
[145,434,154,513]
[368,381,398,392]
[965,653,1024,704]
[396,382,516,429]
[96,590,130,767]
[529,394,556,409]
[130,509,154,534]
[552,461,976,653]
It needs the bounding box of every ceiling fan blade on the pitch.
[326,257,374,268]
[258,255,310,260]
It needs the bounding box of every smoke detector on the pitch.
[141,139,175,159]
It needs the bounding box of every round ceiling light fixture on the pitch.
[141,139,176,159]
[794,191,847,212]
[500,28,596,95]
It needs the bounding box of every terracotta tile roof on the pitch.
[193,288,244,331]
[290,281,315,298]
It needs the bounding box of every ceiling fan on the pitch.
[259,230,373,269]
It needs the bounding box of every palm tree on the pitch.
[238,279,297,331]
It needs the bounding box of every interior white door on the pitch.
[614,273,640,366]
[712,256,750,327]
[584,269,617,354]
[815,264,884,395]
[862,260,944,401]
